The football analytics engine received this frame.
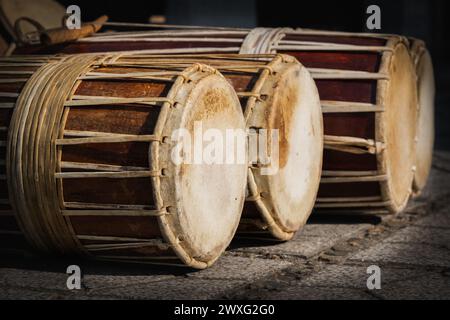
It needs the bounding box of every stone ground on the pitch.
[0,151,449,300]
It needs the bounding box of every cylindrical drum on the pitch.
[18,27,419,215]
[276,30,419,215]
[409,39,435,195]
[0,53,248,269]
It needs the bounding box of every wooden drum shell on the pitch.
[0,54,248,269]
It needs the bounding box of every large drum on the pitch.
[0,53,248,269]
[408,39,435,195]
[18,27,419,215]
[275,29,419,215]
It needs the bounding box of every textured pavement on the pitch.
[0,151,449,300]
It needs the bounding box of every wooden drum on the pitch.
[409,39,435,195]
[0,53,248,269]
[275,29,419,215]
[21,26,419,215]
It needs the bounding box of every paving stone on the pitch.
[0,287,72,300]
[84,273,176,291]
[289,265,369,289]
[414,213,450,228]
[90,278,248,300]
[187,256,292,280]
[385,226,450,248]
[293,264,436,289]
[0,268,68,291]
[233,223,372,259]
[0,265,176,293]
[350,241,450,268]
[378,273,450,300]
[0,287,113,300]
[267,286,374,300]
[266,264,450,300]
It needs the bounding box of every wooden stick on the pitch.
[40,15,109,45]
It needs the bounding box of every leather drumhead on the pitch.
[380,42,418,212]
[159,68,247,266]
[252,60,323,239]
[412,45,435,194]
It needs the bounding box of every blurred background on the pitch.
[1,0,449,150]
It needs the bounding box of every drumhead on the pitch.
[379,41,418,212]
[158,66,247,267]
[412,45,435,194]
[251,57,323,239]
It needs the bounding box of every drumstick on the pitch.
[40,15,109,45]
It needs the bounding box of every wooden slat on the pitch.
[55,171,158,179]
[0,92,18,98]
[322,171,379,177]
[0,103,15,109]
[95,256,177,261]
[320,175,388,183]
[315,209,390,216]
[309,68,389,80]
[64,130,145,138]
[316,196,383,203]
[86,242,172,252]
[315,201,392,209]
[0,70,34,75]
[321,100,384,113]
[77,235,165,243]
[0,230,21,235]
[65,97,172,107]
[64,202,155,210]
[56,135,159,145]
[61,161,148,172]
[62,209,166,217]
[0,79,28,83]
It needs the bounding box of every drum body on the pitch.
[409,39,435,195]
[20,27,419,215]
[0,54,248,269]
